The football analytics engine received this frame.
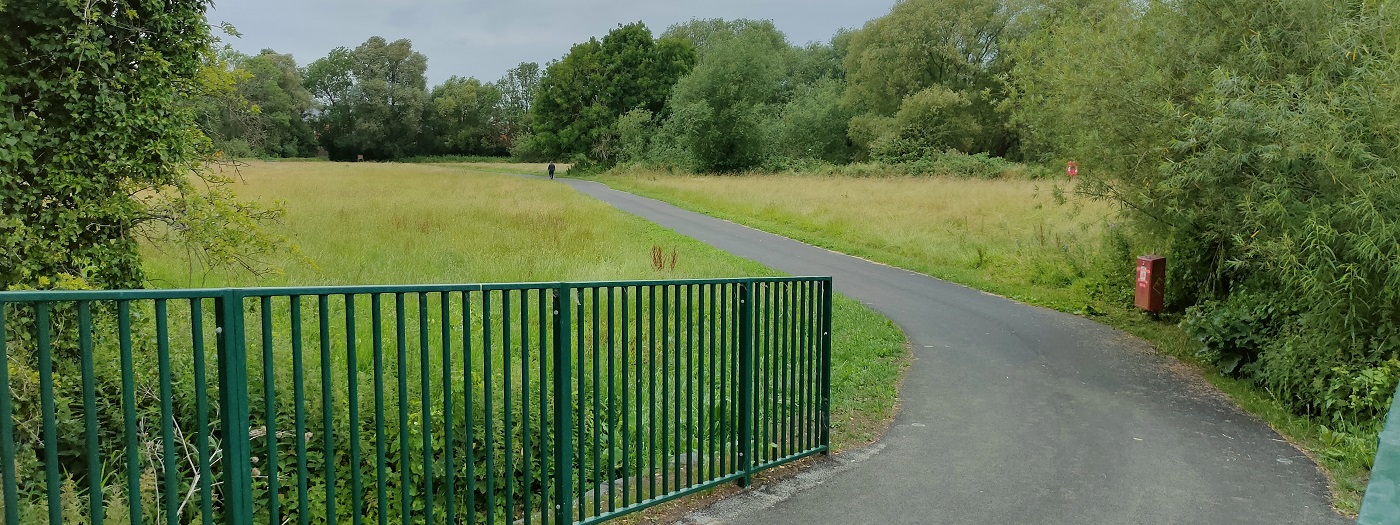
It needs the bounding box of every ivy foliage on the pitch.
[0,0,288,291]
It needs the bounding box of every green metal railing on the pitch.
[1359,385,1400,524]
[0,277,831,525]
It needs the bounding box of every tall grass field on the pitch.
[141,162,904,452]
[0,162,905,525]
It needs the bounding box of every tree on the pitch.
[349,37,429,159]
[1011,0,1400,423]
[844,0,1031,157]
[305,38,429,160]
[530,23,696,163]
[192,45,260,157]
[239,49,317,157]
[422,76,504,156]
[495,62,540,146]
[773,78,855,163]
[1,0,285,291]
[667,28,787,172]
[305,46,357,158]
[662,18,788,59]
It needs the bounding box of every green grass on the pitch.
[592,168,1115,311]
[590,166,1370,515]
[142,161,908,452]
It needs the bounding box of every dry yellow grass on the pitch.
[598,169,1121,309]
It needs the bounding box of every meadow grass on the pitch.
[142,161,907,452]
[592,166,1369,514]
[594,168,1119,310]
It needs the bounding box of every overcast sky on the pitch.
[208,1,898,86]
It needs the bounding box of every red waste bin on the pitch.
[1136,255,1165,312]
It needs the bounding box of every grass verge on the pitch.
[592,166,1370,515]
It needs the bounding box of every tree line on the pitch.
[199,38,541,161]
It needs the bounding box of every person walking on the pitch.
[548,161,556,180]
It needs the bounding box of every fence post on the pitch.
[819,279,834,452]
[0,303,16,525]
[737,282,755,487]
[215,290,254,525]
[553,285,574,525]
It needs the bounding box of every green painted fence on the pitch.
[1360,386,1400,524]
[0,277,832,525]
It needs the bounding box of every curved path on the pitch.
[555,177,1344,524]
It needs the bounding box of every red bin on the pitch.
[1135,255,1166,312]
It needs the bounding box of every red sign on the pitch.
[1066,161,1080,178]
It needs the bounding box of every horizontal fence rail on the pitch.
[0,277,832,525]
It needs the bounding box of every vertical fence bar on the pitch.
[771,284,782,461]
[395,293,410,525]
[417,293,433,523]
[441,292,456,525]
[291,297,310,525]
[761,284,773,465]
[0,302,14,525]
[461,291,476,525]
[371,295,388,525]
[0,304,14,517]
[812,284,817,453]
[728,285,739,478]
[78,302,103,525]
[683,288,694,490]
[684,285,694,489]
[502,290,514,521]
[592,287,602,518]
[648,285,657,500]
[659,284,670,497]
[543,288,555,524]
[820,280,833,451]
[737,283,754,487]
[621,287,631,508]
[37,303,60,525]
[194,298,211,525]
[156,299,180,525]
[540,288,552,525]
[632,288,641,506]
[217,290,254,525]
[482,291,496,525]
[347,295,363,525]
[806,284,817,453]
[319,295,338,525]
[606,287,617,514]
[520,291,532,525]
[552,285,574,525]
[707,284,717,480]
[574,287,584,521]
[118,300,142,525]
[258,297,278,525]
[784,283,795,458]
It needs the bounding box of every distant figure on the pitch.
[548,162,556,180]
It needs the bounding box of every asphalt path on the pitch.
[554,176,1346,524]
